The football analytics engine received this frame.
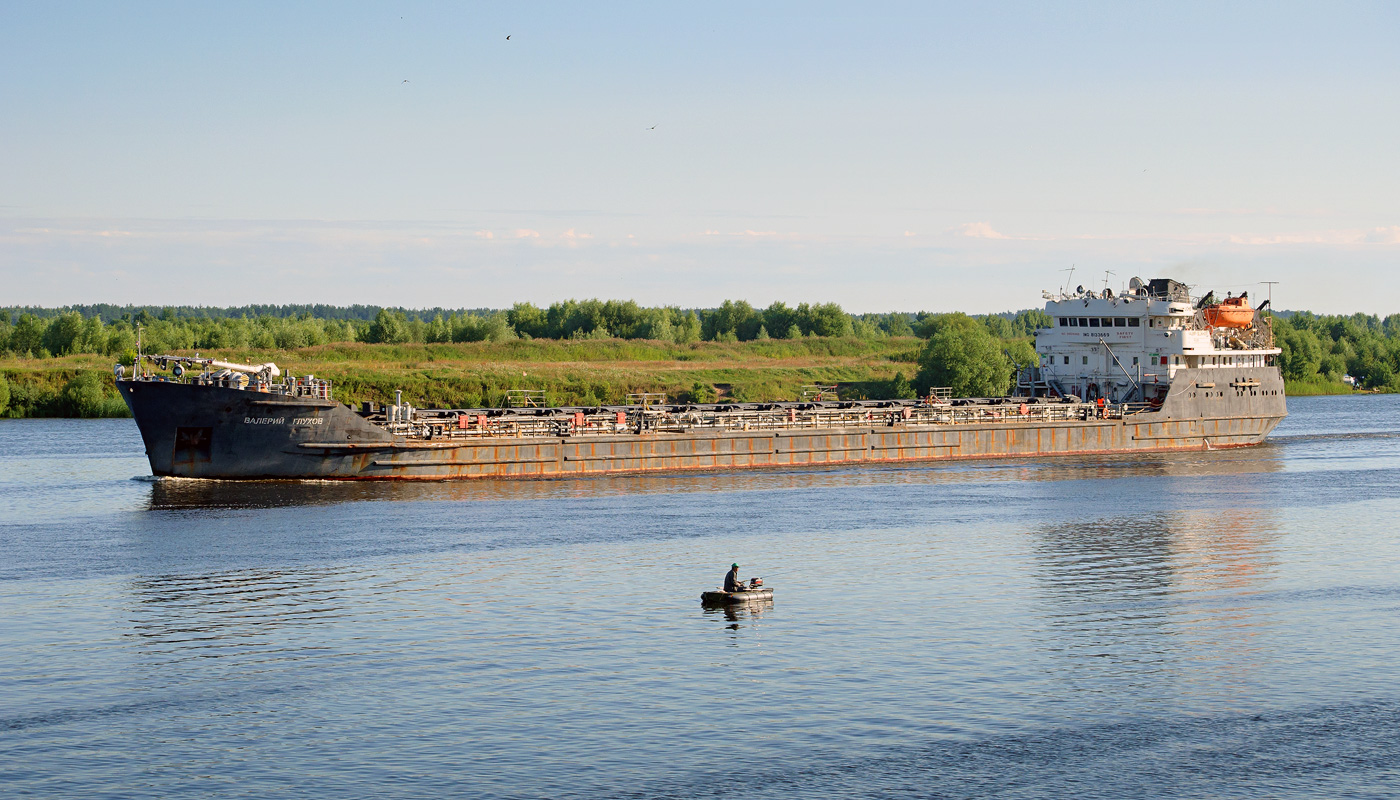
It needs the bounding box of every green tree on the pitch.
[888,371,914,399]
[638,308,675,342]
[1004,339,1039,370]
[796,302,853,337]
[42,312,86,356]
[883,313,914,337]
[11,314,46,356]
[0,373,9,415]
[914,313,1012,397]
[851,318,881,339]
[703,300,762,341]
[60,372,113,417]
[762,302,797,338]
[675,311,702,343]
[1318,353,1347,382]
[506,303,547,338]
[426,314,452,344]
[1011,309,1054,337]
[366,309,410,344]
[1274,319,1323,382]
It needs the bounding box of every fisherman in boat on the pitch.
[724,563,747,593]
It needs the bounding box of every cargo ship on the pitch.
[116,277,1286,480]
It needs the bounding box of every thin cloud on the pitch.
[958,222,1010,239]
[1228,227,1400,246]
[1363,226,1400,244]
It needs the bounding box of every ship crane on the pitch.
[146,354,281,380]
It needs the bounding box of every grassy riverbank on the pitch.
[1283,379,1366,396]
[0,337,924,417]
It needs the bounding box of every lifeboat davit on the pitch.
[1202,296,1255,329]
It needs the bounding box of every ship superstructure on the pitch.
[1020,277,1281,410]
[116,276,1286,480]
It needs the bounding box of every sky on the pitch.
[2,1,1398,314]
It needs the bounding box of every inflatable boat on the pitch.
[700,588,775,605]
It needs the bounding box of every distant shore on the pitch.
[0,340,1384,419]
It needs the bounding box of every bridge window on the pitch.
[1088,318,1100,327]
[1079,317,1088,326]
[1082,356,1089,365]
[1059,317,1068,326]
[1101,318,1113,327]
[1063,356,1069,364]
[1128,318,1140,327]
[1114,318,1127,327]
[1132,356,1139,365]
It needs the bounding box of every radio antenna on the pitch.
[1261,281,1279,309]
[1102,270,1116,292]
[1060,265,1076,296]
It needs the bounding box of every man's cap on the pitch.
[731,563,739,568]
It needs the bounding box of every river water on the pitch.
[2,395,1398,799]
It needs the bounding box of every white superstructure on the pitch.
[1025,277,1281,404]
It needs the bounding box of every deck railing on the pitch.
[405,397,1144,441]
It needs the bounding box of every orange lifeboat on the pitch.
[1202,296,1255,329]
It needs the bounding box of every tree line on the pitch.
[0,301,1052,358]
[4,301,1394,419]
[1271,312,1400,391]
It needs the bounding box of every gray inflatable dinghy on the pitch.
[701,588,774,605]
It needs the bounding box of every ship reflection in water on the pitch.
[142,443,1288,511]
[124,565,356,665]
[1030,502,1283,706]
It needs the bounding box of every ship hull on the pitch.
[118,367,1286,481]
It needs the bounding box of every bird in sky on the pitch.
[506,35,511,40]
[647,124,658,130]
[402,79,410,83]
